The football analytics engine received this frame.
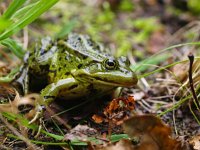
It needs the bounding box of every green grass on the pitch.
[0,0,59,58]
[3,111,129,146]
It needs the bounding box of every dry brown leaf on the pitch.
[172,59,200,83]
[189,134,200,150]
[123,115,186,150]
[64,125,97,141]
[172,62,189,82]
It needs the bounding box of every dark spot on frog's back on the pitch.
[87,40,93,46]
[32,57,35,61]
[61,48,65,53]
[94,77,102,81]
[96,45,100,49]
[40,65,49,73]
[65,72,70,76]
[40,48,46,55]
[82,55,88,59]
[77,37,81,41]
[77,64,83,69]
[68,84,78,90]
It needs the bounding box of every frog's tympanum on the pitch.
[22,33,137,119]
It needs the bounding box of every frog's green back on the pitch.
[48,33,110,83]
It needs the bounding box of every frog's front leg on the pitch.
[29,77,78,123]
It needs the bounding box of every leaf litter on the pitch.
[0,0,200,150]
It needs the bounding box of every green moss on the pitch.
[119,0,135,11]
[188,0,200,14]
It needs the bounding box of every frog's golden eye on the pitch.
[104,58,118,70]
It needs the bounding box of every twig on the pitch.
[188,53,200,110]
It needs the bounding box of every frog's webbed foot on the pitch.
[14,94,43,125]
[13,93,46,137]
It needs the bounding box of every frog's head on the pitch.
[72,56,138,87]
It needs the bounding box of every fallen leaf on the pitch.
[172,59,200,83]
[189,134,200,150]
[123,115,187,150]
[64,125,97,141]
[172,62,189,82]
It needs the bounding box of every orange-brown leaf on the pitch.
[92,114,104,124]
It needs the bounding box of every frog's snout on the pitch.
[122,71,138,86]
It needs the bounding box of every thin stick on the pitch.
[188,53,200,110]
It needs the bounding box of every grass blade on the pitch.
[131,53,170,72]
[0,0,59,40]
[132,42,200,72]
[2,0,26,19]
[10,3,38,20]
[0,67,20,83]
[0,38,25,59]
[0,18,11,32]
[55,19,77,38]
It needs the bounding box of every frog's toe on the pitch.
[29,112,41,124]
[28,105,45,124]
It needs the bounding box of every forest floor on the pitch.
[0,0,200,150]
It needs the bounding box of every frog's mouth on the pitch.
[72,69,138,87]
[79,73,137,87]
[92,76,137,87]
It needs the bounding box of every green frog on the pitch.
[18,33,137,120]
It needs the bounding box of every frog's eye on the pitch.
[104,58,118,70]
